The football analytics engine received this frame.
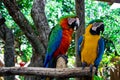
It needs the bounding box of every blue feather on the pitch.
[77,36,83,56]
[94,38,105,68]
[44,25,62,67]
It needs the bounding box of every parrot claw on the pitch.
[82,62,87,69]
[89,64,93,74]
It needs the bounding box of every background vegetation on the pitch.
[0,0,120,80]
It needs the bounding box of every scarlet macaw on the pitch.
[77,19,105,74]
[44,15,80,68]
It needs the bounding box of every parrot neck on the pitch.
[85,24,93,35]
[60,19,74,33]
[85,24,98,36]
[59,18,71,30]
[84,24,100,40]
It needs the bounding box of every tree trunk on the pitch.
[75,0,85,67]
[0,14,15,80]
[1,0,50,80]
[75,0,85,80]
[25,0,50,79]
[28,0,50,67]
[2,0,44,55]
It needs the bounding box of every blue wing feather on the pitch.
[44,25,62,67]
[94,38,105,68]
[77,36,83,56]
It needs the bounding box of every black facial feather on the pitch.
[90,24,104,35]
[68,20,79,29]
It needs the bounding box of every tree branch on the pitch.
[2,0,44,54]
[0,67,96,78]
[0,14,15,80]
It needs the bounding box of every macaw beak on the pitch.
[97,23,104,34]
[90,22,104,35]
[74,18,80,31]
[68,17,80,31]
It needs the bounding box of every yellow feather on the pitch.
[81,24,100,65]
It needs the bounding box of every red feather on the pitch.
[53,18,74,57]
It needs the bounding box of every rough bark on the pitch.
[0,14,15,80]
[25,0,50,80]
[75,0,85,67]
[31,0,50,48]
[28,0,50,67]
[2,0,50,79]
[75,0,85,80]
[2,0,45,56]
[0,67,96,78]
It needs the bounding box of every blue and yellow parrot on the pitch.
[77,19,105,75]
[44,15,80,68]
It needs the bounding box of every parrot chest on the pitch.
[54,30,73,57]
[81,35,100,65]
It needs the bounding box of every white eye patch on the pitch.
[68,18,76,25]
[92,22,103,31]
[92,26,97,31]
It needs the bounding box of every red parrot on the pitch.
[44,15,80,68]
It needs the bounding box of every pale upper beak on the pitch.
[74,18,80,31]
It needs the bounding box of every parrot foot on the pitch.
[82,62,87,69]
[89,64,93,74]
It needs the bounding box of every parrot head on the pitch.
[59,15,80,31]
[89,19,104,35]
[67,17,80,30]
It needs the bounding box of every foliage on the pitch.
[45,0,75,28]
[0,1,33,63]
[85,0,120,79]
[94,75,103,80]
[0,0,120,79]
[86,0,120,55]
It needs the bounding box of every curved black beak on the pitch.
[90,22,104,35]
[97,23,104,34]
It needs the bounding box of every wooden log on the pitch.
[0,67,96,78]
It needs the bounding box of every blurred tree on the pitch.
[0,0,120,79]
[75,0,85,67]
[75,0,85,80]
[0,14,15,80]
[1,0,50,80]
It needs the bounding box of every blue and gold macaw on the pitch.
[77,19,105,75]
